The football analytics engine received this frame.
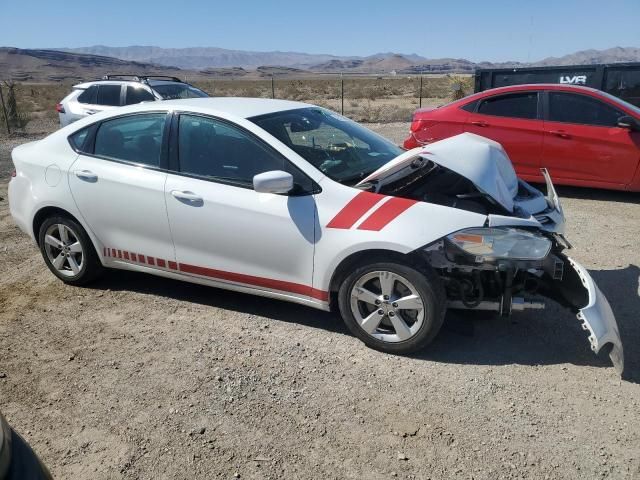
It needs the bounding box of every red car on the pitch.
[404,84,640,191]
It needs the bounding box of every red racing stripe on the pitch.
[357,197,418,231]
[327,191,385,229]
[178,262,328,300]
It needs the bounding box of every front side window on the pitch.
[477,92,538,120]
[125,86,155,105]
[152,84,208,100]
[177,114,312,190]
[94,113,166,166]
[251,107,403,184]
[96,85,122,106]
[548,92,625,127]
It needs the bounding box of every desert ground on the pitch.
[0,117,639,479]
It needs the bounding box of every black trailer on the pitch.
[474,63,640,107]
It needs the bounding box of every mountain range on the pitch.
[60,45,640,72]
[1,45,639,83]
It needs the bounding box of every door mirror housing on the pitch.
[617,115,640,131]
[253,170,294,194]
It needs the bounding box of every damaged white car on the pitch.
[8,99,624,373]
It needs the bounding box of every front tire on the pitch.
[38,215,103,286]
[338,261,446,354]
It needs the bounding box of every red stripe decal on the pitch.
[111,248,116,257]
[327,191,385,229]
[358,197,418,231]
[178,263,327,300]
[104,247,329,302]
[103,247,107,256]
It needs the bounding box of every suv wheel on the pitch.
[338,261,446,354]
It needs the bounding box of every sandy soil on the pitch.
[0,123,639,479]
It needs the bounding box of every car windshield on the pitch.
[251,107,404,184]
[152,84,208,100]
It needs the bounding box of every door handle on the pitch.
[74,169,98,182]
[471,121,489,127]
[549,130,571,139]
[171,190,203,203]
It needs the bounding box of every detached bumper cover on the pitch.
[567,257,624,374]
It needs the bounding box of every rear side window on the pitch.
[125,86,155,105]
[477,92,538,120]
[177,114,314,192]
[548,92,624,127]
[460,100,478,112]
[94,114,166,167]
[77,86,98,104]
[96,85,122,106]
[69,127,90,152]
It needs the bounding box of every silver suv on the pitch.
[56,75,208,127]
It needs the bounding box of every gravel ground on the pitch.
[0,122,639,479]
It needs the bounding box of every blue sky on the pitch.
[2,0,639,62]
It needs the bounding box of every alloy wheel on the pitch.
[43,223,84,277]
[349,270,425,343]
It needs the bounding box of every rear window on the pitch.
[96,85,122,106]
[477,92,538,120]
[77,86,98,104]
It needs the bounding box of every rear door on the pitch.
[164,113,320,300]
[465,91,543,179]
[542,91,640,186]
[68,112,175,264]
[75,84,123,117]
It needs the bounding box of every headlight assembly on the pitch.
[446,227,551,261]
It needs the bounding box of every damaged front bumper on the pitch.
[563,257,625,374]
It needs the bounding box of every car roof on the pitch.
[120,97,313,119]
[471,83,605,98]
[73,79,191,89]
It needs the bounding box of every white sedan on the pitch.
[8,98,624,373]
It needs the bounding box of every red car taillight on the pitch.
[11,169,16,178]
[56,103,65,113]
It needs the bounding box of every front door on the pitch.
[69,112,175,264]
[542,91,640,186]
[164,113,319,300]
[465,91,544,180]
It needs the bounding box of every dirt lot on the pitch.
[0,122,639,479]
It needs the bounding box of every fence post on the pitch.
[340,74,344,115]
[0,84,10,135]
[271,76,275,99]
[419,75,423,109]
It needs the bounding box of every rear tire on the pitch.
[338,261,446,354]
[38,215,104,286]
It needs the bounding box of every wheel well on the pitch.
[328,249,412,311]
[32,207,83,241]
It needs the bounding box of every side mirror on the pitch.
[617,115,640,131]
[253,170,294,194]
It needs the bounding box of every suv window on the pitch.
[178,114,312,191]
[477,92,538,120]
[94,114,166,167]
[96,85,122,106]
[77,86,98,104]
[125,86,155,105]
[548,92,625,127]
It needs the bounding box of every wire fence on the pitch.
[0,74,474,136]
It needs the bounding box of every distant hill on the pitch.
[2,45,639,83]
[0,47,181,82]
[533,47,640,66]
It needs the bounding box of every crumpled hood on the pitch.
[357,133,519,212]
